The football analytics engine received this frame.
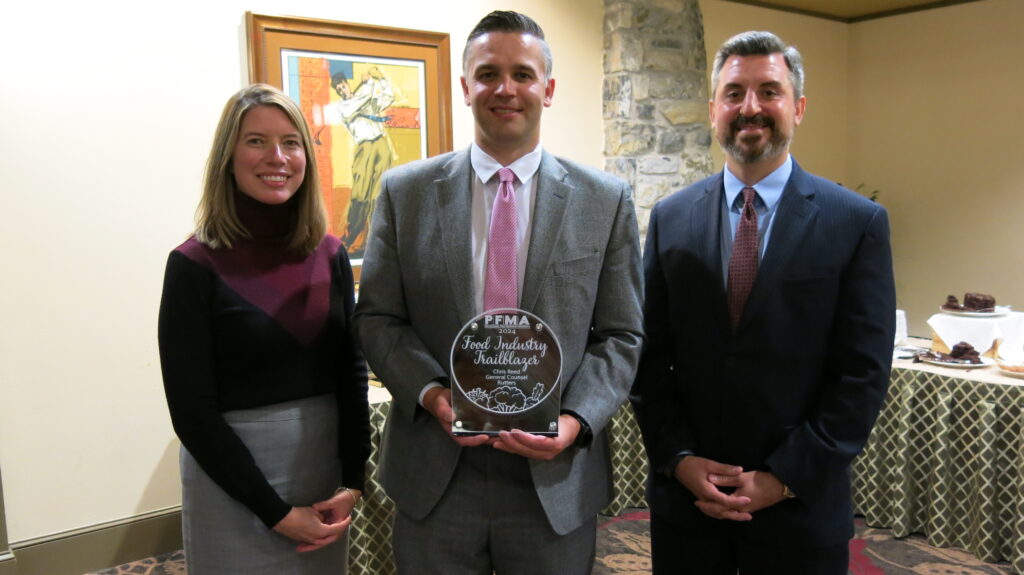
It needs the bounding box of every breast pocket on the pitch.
[780,273,839,292]
[779,274,840,323]
[542,250,603,319]
[550,249,602,278]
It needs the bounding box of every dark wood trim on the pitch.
[718,0,848,22]
[848,0,984,23]
[718,0,984,24]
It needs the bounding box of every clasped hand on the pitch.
[423,388,579,460]
[674,456,787,522]
[273,488,360,552]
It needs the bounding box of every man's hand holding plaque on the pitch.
[422,386,493,447]
[492,414,580,459]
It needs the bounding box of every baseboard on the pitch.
[0,552,18,575]
[9,507,181,575]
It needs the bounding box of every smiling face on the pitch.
[710,53,805,174]
[231,105,307,205]
[461,31,554,165]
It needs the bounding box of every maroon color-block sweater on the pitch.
[157,193,369,528]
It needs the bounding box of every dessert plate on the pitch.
[939,306,1012,317]
[921,356,996,369]
[997,363,1024,379]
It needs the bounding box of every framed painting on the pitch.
[247,12,453,270]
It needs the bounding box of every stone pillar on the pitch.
[603,0,713,238]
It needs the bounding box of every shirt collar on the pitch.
[470,142,543,185]
[724,154,793,211]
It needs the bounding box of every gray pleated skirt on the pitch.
[180,394,347,575]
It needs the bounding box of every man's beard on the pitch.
[719,114,791,164]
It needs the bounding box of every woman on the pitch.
[158,84,370,574]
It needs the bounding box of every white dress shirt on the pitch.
[469,142,542,315]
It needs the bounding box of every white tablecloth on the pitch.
[927,311,1024,360]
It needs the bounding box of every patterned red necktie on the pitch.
[483,168,518,311]
[727,187,758,328]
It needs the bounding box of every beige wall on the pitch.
[848,0,1024,337]
[0,0,603,543]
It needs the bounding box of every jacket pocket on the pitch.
[551,249,602,278]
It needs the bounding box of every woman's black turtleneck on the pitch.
[157,192,370,528]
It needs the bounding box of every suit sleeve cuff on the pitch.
[561,410,593,448]
[417,380,445,408]
[660,449,694,478]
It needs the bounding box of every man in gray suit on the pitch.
[353,10,643,575]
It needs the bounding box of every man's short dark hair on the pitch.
[331,71,349,94]
[711,31,804,100]
[462,10,553,78]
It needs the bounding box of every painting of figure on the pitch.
[282,51,427,263]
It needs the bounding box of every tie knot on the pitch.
[742,187,757,205]
[498,168,515,184]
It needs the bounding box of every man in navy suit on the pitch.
[630,31,895,574]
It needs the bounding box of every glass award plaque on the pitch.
[450,308,562,436]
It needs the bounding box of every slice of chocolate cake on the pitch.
[942,295,962,311]
[914,341,983,365]
[949,341,982,364]
[963,293,996,312]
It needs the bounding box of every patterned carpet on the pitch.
[87,512,1014,574]
[592,511,1015,575]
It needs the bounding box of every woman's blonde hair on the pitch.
[195,83,326,254]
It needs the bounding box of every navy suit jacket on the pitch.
[630,160,895,546]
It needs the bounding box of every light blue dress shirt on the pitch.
[719,155,793,287]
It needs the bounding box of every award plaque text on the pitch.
[450,309,562,436]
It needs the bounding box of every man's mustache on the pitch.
[731,115,773,131]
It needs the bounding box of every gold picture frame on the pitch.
[247,12,453,268]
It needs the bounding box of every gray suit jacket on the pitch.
[353,148,644,535]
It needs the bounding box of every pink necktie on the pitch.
[484,168,518,311]
[727,187,758,328]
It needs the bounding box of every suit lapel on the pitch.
[690,175,731,333]
[435,150,477,326]
[692,176,724,287]
[739,162,818,329]
[521,152,569,312]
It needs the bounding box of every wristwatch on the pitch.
[781,483,797,499]
[562,411,593,448]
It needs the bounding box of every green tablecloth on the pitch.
[352,361,1024,574]
[347,401,649,575]
[853,363,1024,574]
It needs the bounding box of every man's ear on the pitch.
[461,77,472,106]
[793,95,806,126]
